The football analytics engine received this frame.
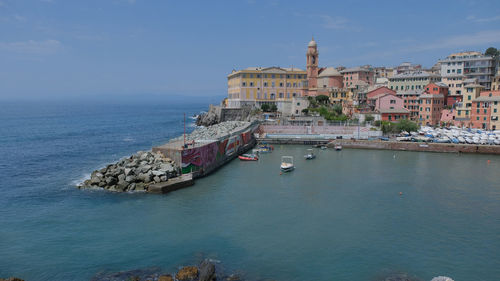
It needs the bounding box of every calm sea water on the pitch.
[1,100,500,281]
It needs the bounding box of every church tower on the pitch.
[306,37,319,94]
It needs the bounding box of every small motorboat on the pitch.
[334,145,342,151]
[320,146,327,150]
[280,156,294,172]
[238,154,258,161]
[256,143,274,153]
[304,149,316,160]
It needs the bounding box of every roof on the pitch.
[434,82,448,88]
[318,67,341,77]
[474,96,500,102]
[396,90,422,96]
[420,94,444,98]
[369,92,393,100]
[340,66,372,73]
[376,77,388,84]
[378,108,410,114]
[465,84,485,88]
[390,71,439,79]
[308,37,317,47]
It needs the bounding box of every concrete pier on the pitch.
[148,173,195,194]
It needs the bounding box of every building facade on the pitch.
[470,91,500,130]
[419,94,444,126]
[396,90,421,120]
[439,51,495,95]
[454,84,484,126]
[227,66,307,108]
[341,66,375,87]
[388,71,441,92]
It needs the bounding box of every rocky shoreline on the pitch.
[78,151,179,192]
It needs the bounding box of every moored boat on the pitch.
[280,156,294,172]
[304,149,316,160]
[334,145,342,151]
[238,154,258,161]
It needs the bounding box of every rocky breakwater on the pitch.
[171,121,251,142]
[78,151,179,192]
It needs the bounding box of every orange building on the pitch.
[470,91,500,130]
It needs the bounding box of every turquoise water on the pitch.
[1,101,500,280]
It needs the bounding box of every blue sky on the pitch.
[1,0,500,100]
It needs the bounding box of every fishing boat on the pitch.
[280,156,294,172]
[304,149,316,160]
[334,145,342,151]
[238,154,258,161]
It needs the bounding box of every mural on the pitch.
[181,127,255,174]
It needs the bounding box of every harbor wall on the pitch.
[153,123,259,178]
[327,139,500,155]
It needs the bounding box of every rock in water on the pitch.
[430,277,454,281]
[198,260,216,281]
[175,266,198,281]
[158,275,174,281]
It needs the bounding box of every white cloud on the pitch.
[467,15,500,23]
[409,30,500,52]
[319,15,349,30]
[0,39,62,55]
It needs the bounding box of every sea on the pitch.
[1,98,500,281]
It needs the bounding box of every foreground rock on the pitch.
[91,260,237,281]
[79,151,179,192]
[0,278,24,281]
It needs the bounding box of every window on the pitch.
[242,74,246,78]
[250,82,254,87]
[279,82,283,87]
[264,82,268,87]
[257,74,261,78]
[242,82,246,87]
[272,82,275,87]
[457,69,462,74]
[390,99,396,104]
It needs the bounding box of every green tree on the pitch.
[365,114,375,122]
[332,104,343,115]
[261,104,270,112]
[485,47,499,57]
[270,104,278,112]
[301,108,309,115]
[396,119,419,133]
[315,95,330,105]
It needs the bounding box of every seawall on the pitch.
[153,122,259,179]
[327,139,500,155]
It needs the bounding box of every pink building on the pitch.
[375,94,410,121]
[341,66,375,87]
[440,109,454,125]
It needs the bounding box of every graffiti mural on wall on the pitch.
[181,128,255,174]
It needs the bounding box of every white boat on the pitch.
[334,145,342,151]
[280,156,295,172]
[304,149,316,160]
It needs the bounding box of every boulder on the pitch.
[175,266,198,281]
[160,175,168,182]
[125,175,136,183]
[105,177,117,185]
[135,183,146,191]
[152,170,165,177]
[0,278,25,281]
[117,174,126,182]
[128,183,136,191]
[158,275,174,281]
[198,260,216,281]
[140,165,152,173]
[153,176,161,183]
[431,277,454,281]
[124,168,133,176]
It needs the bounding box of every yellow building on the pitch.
[227,67,307,108]
[454,84,483,122]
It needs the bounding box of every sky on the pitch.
[1,0,500,100]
